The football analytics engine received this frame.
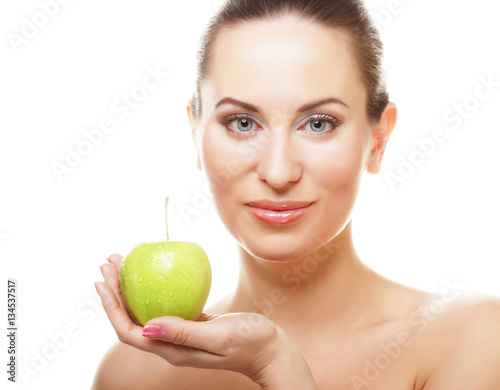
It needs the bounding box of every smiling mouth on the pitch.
[245,200,313,225]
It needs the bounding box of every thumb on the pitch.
[141,316,218,350]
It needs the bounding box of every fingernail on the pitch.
[142,324,164,338]
[99,264,105,276]
[94,282,101,295]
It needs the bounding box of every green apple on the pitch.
[119,198,211,326]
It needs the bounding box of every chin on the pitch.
[239,233,329,264]
[250,249,304,263]
[235,215,350,265]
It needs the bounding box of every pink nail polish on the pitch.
[142,324,164,338]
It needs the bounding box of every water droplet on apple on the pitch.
[156,259,161,264]
[139,276,143,282]
[145,298,150,304]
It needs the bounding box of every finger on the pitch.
[141,320,228,369]
[141,314,270,371]
[142,315,241,355]
[95,281,172,357]
[100,263,126,309]
[106,253,123,270]
[95,281,143,345]
[148,339,226,369]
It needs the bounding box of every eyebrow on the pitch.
[214,96,350,113]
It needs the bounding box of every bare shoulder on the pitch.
[416,293,500,389]
[91,340,256,390]
[91,341,173,390]
[375,276,500,389]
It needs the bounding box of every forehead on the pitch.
[203,14,366,113]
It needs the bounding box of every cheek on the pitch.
[310,131,366,189]
[199,126,256,205]
[200,127,231,198]
[306,129,368,222]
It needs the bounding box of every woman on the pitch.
[93,0,500,388]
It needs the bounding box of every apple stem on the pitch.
[165,196,170,241]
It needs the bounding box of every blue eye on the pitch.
[236,118,254,132]
[309,120,327,132]
[220,114,258,134]
[302,114,342,135]
[220,113,341,136]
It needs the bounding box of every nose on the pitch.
[256,131,302,189]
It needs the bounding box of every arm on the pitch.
[95,255,317,389]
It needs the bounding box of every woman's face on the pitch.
[190,15,382,262]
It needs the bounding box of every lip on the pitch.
[245,199,313,225]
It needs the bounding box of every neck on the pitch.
[229,221,377,341]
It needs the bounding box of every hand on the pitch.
[95,254,317,388]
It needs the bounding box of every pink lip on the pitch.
[245,200,313,225]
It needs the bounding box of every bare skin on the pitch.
[93,249,500,389]
[93,14,500,389]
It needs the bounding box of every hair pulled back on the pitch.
[191,0,389,123]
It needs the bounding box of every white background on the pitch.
[1,0,499,388]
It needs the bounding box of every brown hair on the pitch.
[191,0,389,124]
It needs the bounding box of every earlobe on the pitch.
[186,101,195,131]
[366,102,398,174]
[195,152,202,171]
[186,103,203,171]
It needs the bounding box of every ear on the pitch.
[366,102,398,174]
[186,101,202,171]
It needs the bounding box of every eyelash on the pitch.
[219,113,342,135]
